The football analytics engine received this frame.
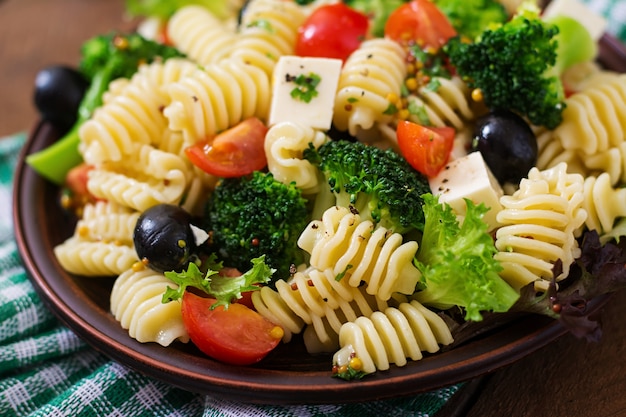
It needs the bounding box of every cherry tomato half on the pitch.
[65,162,93,197]
[295,3,369,62]
[181,292,283,365]
[396,120,455,177]
[185,117,268,178]
[384,0,457,49]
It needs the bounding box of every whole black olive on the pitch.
[34,65,89,133]
[472,109,538,185]
[133,204,198,273]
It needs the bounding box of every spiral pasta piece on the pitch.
[80,58,199,164]
[167,6,237,66]
[297,206,421,300]
[164,59,271,144]
[75,201,140,245]
[536,129,586,175]
[251,285,305,343]
[407,76,474,130]
[552,74,626,155]
[233,0,307,76]
[494,163,587,291]
[581,173,626,235]
[333,300,453,374]
[333,38,407,136]
[110,268,189,346]
[264,121,328,194]
[53,200,141,276]
[87,144,190,212]
[253,266,399,351]
[53,237,138,277]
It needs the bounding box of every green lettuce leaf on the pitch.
[163,254,275,309]
[413,194,519,321]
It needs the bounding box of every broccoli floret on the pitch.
[204,171,309,282]
[444,3,566,129]
[26,32,185,184]
[433,0,508,39]
[304,140,431,235]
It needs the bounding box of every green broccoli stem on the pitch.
[25,123,82,184]
[26,65,114,185]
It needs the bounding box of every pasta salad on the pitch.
[27,0,626,380]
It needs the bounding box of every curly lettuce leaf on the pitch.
[413,194,519,321]
[163,255,275,309]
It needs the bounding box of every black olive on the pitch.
[133,204,198,273]
[471,109,538,185]
[33,65,89,134]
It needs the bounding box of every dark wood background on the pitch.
[2,1,626,415]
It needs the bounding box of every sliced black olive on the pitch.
[33,65,89,134]
[471,109,538,185]
[133,204,197,273]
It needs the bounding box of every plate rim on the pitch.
[12,33,625,405]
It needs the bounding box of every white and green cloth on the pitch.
[2,3,625,415]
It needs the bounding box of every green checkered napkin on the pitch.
[2,3,625,415]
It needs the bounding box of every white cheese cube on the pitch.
[429,152,504,231]
[268,56,342,130]
[542,0,608,42]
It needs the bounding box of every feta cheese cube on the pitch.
[268,56,342,130]
[429,152,504,231]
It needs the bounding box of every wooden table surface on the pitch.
[2,1,626,416]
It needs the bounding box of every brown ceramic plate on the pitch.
[13,34,626,405]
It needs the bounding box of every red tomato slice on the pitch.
[396,120,455,177]
[295,3,369,62]
[185,117,268,178]
[384,0,457,49]
[181,292,283,365]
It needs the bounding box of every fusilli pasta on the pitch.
[87,144,191,212]
[164,59,271,144]
[581,173,626,235]
[54,237,138,277]
[333,300,453,374]
[80,58,199,164]
[406,76,475,130]
[297,206,421,300]
[110,267,190,346]
[494,163,587,291]
[333,38,407,138]
[167,6,237,66]
[264,121,328,194]
[233,0,307,77]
